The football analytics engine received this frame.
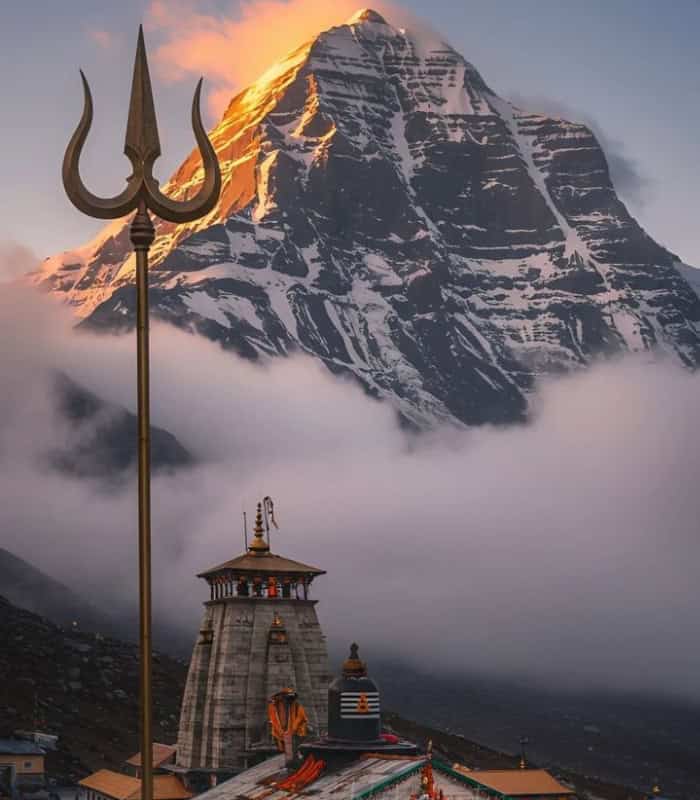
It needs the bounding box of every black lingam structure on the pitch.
[327,643,382,743]
[301,643,417,765]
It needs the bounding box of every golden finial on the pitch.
[249,502,270,553]
[342,642,367,677]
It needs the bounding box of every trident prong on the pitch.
[62,70,141,219]
[62,27,221,800]
[63,25,221,222]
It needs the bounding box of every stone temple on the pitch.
[176,503,331,775]
[184,640,576,800]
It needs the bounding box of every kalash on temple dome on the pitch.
[79,499,577,800]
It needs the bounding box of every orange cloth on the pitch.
[268,697,308,750]
[276,755,325,792]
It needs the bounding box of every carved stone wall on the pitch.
[176,598,330,770]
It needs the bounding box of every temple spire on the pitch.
[249,502,270,554]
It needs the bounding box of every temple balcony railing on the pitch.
[206,573,316,602]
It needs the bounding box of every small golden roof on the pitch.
[125,743,176,768]
[79,770,193,800]
[248,502,269,554]
[342,642,368,677]
[449,767,574,796]
[78,770,141,800]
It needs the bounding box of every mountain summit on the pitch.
[39,10,700,426]
[347,8,389,24]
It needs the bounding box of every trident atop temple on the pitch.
[62,26,221,800]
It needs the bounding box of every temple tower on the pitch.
[176,503,330,775]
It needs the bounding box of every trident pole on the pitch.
[133,201,155,800]
[62,27,221,800]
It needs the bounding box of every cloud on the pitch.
[1,284,699,702]
[144,0,406,119]
[508,93,651,207]
[86,28,115,49]
[0,241,40,283]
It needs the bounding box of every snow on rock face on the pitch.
[35,9,700,428]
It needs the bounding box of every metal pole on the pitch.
[131,201,155,800]
[62,32,221,800]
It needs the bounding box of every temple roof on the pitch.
[126,743,177,768]
[199,500,324,579]
[0,739,45,755]
[79,770,141,800]
[190,753,575,800]
[450,765,575,796]
[79,770,193,800]
[190,753,423,800]
[198,551,325,579]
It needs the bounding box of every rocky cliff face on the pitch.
[37,8,700,427]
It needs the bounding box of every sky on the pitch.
[0,0,698,265]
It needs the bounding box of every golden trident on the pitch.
[62,27,221,800]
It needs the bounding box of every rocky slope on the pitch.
[383,714,648,800]
[0,595,186,785]
[376,663,700,799]
[0,547,197,656]
[0,548,117,636]
[37,8,700,427]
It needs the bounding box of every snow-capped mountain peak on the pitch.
[36,9,700,428]
[346,8,388,25]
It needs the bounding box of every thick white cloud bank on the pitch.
[1,283,698,700]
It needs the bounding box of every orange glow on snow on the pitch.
[146,0,373,118]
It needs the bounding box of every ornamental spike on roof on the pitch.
[248,501,269,554]
[197,499,325,580]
